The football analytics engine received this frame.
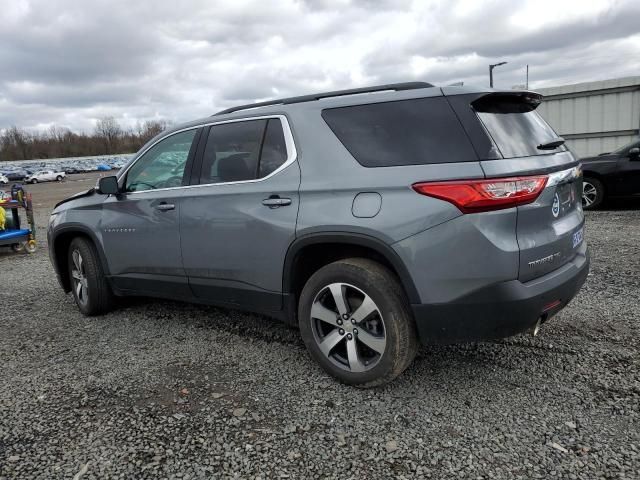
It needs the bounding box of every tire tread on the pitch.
[298,257,418,388]
[68,237,114,316]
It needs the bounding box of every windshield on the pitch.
[612,138,639,155]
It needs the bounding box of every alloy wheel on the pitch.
[582,181,597,207]
[310,282,386,373]
[71,249,89,306]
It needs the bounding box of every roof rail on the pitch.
[214,81,434,115]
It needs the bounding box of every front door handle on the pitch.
[156,203,175,211]
[262,196,292,208]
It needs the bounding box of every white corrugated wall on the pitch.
[536,77,640,158]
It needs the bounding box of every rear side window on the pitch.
[473,94,566,158]
[321,97,477,167]
[200,118,289,184]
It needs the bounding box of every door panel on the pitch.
[616,156,640,195]
[180,117,300,311]
[102,128,199,297]
[102,191,191,296]
[181,162,300,310]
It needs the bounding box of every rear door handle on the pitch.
[156,203,175,211]
[262,197,292,208]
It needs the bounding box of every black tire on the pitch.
[67,237,115,316]
[298,258,418,388]
[582,177,605,210]
[56,175,63,182]
[31,179,37,184]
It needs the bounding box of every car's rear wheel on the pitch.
[298,258,418,388]
[68,237,114,316]
[582,177,604,210]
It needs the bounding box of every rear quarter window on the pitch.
[321,97,477,167]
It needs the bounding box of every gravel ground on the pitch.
[1,175,639,479]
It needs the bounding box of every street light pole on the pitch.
[489,61,507,88]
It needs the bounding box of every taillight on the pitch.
[412,175,548,213]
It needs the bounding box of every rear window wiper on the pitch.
[537,137,565,150]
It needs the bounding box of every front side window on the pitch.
[125,129,197,192]
[199,118,289,185]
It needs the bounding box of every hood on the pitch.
[54,188,96,209]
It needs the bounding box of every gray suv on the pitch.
[48,82,589,387]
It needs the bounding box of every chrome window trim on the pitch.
[118,114,297,195]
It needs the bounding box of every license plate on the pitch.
[572,227,584,248]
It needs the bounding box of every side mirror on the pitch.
[629,147,640,159]
[97,175,120,195]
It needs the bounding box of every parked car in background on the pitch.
[48,82,589,387]
[581,138,640,209]
[0,174,8,185]
[1,169,28,181]
[25,169,66,184]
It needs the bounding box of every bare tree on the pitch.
[137,119,170,144]
[94,116,122,154]
[0,117,173,162]
[1,126,31,160]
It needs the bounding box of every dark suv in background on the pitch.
[48,82,589,387]
[580,138,640,209]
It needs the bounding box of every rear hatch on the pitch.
[469,92,585,281]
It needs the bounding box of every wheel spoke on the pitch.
[329,284,349,317]
[350,294,377,323]
[75,281,83,299]
[582,183,597,207]
[356,329,386,354]
[318,329,344,357]
[78,253,84,273]
[72,250,81,272]
[346,339,365,372]
[310,282,387,374]
[311,302,339,326]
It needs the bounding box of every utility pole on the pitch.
[489,61,507,88]
[526,64,529,89]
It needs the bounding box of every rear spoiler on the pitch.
[472,91,543,113]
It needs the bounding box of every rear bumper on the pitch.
[412,245,589,344]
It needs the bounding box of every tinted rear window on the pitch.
[474,94,566,158]
[322,97,477,167]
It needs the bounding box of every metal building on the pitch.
[535,76,640,158]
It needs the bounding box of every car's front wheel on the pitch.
[56,175,63,182]
[68,237,114,316]
[582,177,604,210]
[298,258,418,388]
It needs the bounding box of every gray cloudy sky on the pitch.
[1,0,639,132]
